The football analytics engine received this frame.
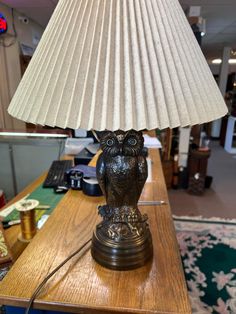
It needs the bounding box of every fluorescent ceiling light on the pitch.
[0,132,68,138]
[212,59,236,64]
[212,59,222,64]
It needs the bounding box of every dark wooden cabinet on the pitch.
[188,149,211,195]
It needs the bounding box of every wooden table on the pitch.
[0,149,191,314]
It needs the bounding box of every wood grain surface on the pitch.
[0,149,191,314]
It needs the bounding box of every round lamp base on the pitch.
[91,228,153,270]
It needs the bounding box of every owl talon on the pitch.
[98,205,112,219]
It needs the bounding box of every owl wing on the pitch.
[96,153,107,198]
[137,155,148,198]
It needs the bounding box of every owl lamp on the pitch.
[8,0,227,270]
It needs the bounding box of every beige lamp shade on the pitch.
[8,0,227,131]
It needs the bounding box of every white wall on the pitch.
[0,2,44,129]
[0,2,44,52]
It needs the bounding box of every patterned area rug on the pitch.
[174,216,236,314]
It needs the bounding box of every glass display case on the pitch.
[0,130,68,201]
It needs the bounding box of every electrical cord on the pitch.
[24,238,92,314]
[11,8,17,38]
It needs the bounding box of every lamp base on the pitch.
[93,130,153,270]
[91,206,153,270]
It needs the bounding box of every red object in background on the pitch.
[0,13,7,34]
[0,190,6,209]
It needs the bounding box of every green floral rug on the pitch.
[174,216,236,314]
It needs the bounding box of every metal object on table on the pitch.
[138,200,167,206]
[91,130,153,270]
[15,199,39,242]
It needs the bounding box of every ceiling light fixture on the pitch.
[212,59,236,65]
[231,50,236,57]
[212,59,222,64]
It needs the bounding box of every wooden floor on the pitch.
[168,141,236,219]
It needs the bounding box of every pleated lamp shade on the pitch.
[8,0,227,131]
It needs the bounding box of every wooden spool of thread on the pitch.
[15,199,39,242]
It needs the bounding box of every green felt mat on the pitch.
[3,185,64,223]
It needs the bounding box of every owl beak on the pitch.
[119,146,123,154]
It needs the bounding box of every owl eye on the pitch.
[128,138,137,146]
[106,139,114,147]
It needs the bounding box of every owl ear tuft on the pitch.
[95,130,112,142]
[124,129,143,140]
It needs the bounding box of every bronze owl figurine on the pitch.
[96,129,148,208]
[92,130,153,269]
